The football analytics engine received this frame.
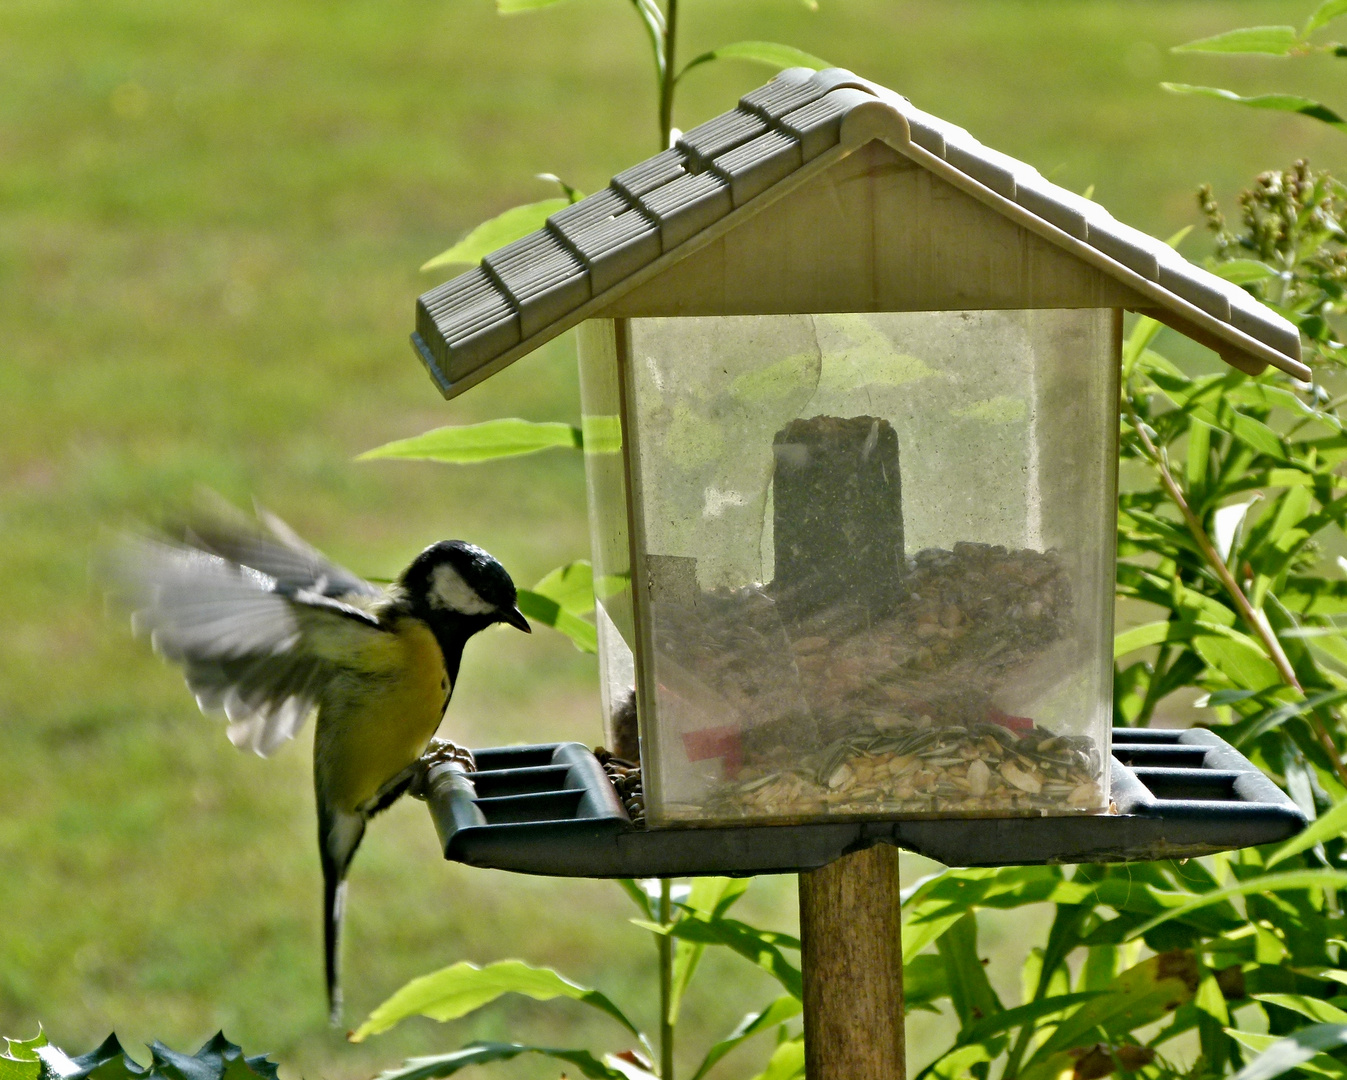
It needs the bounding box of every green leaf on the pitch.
[626,0,666,81]
[1230,687,1347,748]
[904,952,950,1011]
[1,1034,44,1064]
[1161,85,1347,133]
[421,198,570,272]
[1146,370,1287,460]
[1194,634,1282,691]
[1173,26,1301,55]
[933,1044,995,1080]
[1127,870,1347,940]
[1026,951,1200,1065]
[1195,973,1230,1025]
[1226,1030,1347,1080]
[359,419,582,464]
[748,1037,805,1080]
[516,589,597,652]
[531,561,594,617]
[582,414,623,454]
[678,41,829,82]
[615,879,653,919]
[690,996,802,1080]
[1114,620,1187,657]
[669,878,752,1023]
[66,1034,144,1080]
[1307,0,1347,35]
[953,992,1103,1048]
[1255,993,1347,1024]
[937,913,1004,1033]
[0,1061,38,1080]
[1229,1025,1347,1080]
[374,1042,625,1080]
[642,915,803,998]
[1268,795,1347,866]
[1213,260,1280,285]
[351,959,643,1042]
[57,1033,278,1080]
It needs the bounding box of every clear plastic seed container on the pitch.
[579,311,1117,827]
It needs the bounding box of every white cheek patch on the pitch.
[430,563,495,615]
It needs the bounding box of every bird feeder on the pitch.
[410,69,1310,1080]
[411,68,1305,866]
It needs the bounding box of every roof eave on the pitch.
[840,101,1310,381]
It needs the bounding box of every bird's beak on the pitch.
[500,605,532,633]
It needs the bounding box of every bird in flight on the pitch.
[108,500,530,1024]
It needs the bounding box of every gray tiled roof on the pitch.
[413,68,1308,395]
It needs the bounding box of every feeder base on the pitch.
[422,728,1305,877]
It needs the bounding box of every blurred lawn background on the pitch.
[2,0,1346,1077]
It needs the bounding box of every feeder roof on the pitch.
[413,68,1309,396]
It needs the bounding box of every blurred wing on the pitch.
[181,499,380,600]
[110,537,388,756]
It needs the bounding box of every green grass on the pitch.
[1,0,1345,1076]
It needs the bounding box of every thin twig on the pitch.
[1125,395,1347,787]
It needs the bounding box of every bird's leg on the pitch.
[408,738,476,799]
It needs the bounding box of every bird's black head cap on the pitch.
[400,540,530,634]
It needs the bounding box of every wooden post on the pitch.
[799,844,905,1080]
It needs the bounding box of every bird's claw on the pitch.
[410,738,476,799]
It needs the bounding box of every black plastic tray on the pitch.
[423,728,1306,877]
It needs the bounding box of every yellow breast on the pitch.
[316,618,451,813]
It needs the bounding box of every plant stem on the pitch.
[1126,396,1347,787]
[658,0,678,149]
[659,878,675,1080]
[1134,643,1173,728]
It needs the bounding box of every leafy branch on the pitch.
[1121,388,1347,787]
[1164,0,1347,134]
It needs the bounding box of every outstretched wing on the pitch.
[181,498,381,600]
[109,534,390,757]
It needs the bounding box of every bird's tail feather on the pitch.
[318,796,365,1026]
[325,875,347,1027]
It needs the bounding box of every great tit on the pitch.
[109,503,531,1025]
